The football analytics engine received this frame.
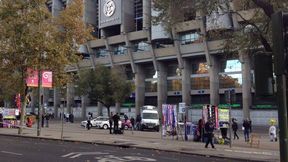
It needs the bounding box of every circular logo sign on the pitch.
[103,0,116,17]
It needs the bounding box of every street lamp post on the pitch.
[37,66,42,136]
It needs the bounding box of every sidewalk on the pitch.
[0,121,280,162]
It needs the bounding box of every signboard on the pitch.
[218,109,229,122]
[99,0,122,28]
[179,102,186,114]
[26,69,52,88]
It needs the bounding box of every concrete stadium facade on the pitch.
[28,0,278,125]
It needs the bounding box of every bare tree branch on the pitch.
[234,11,272,52]
[251,0,274,18]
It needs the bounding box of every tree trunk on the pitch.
[18,91,29,135]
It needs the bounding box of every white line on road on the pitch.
[69,153,82,158]
[61,152,76,157]
[224,149,274,156]
[61,152,109,159]
[1,151,23,156]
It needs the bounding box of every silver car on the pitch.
[81,116,121,129]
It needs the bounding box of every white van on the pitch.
[140,105,160,132]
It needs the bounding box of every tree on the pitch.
[0,0,93,134]
[153,0,288,53]
[75,65,132,117]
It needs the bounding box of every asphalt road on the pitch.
[0,135,252,162]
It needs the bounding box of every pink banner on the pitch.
[26,68,38,87]
[41,71,52,88]
[26,69,52,88]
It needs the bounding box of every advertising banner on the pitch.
[26,69,52,88]
[162,104,177,137]
[202,105,219,128]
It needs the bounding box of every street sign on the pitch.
[179,102,186,114]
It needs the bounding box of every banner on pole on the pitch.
[26,68,53,88]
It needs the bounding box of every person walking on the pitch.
[232,118,239,140]
[204,119,215,149]
[269,119,277,142]
[136,114,141,130]
[113,113,120,134]
[45,114,49,127]
[130,116,135,130]
[109,112,113,134]
[243,119,251,142]
[41,114,45,128]
[86,119,92,130]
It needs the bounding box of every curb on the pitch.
[0,133,269,162]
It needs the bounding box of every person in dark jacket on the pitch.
[130,116,135,129]
[86,119,92,130]
[232,118,239,140]
[204,119,215,148]
[136,114,141,130]
[109,112,113,134]
[243,119,251,142]
[112,113,120,133]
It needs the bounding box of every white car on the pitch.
[81,116,121,129]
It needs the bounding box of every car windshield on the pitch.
[143,113,158,119]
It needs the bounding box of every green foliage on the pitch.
[153,0,288,53]
[0,0,93,103]
[75,65,132,110]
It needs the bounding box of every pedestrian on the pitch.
[204,119,215,149]
[124,114,128,122]
[242,119,251,142]
[220,121,229,140]
[136,114,141,130]
[197,119,204,142]
[269,119,277,142]
[45,114,49,127]
[130,116,135,129]
[113,113,120,134]
[109,112,113,134]
[41,114,45,127]
[232,118,239,140]
[86,119,92,130]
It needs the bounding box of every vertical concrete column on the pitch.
[66,83,74,114]
[81,95,87,120]
[135,65,145,116]
[143,0,151,30]
[53,87,60,118]
[115,102,121,114]
[240,50,252,120]
[182,59,192,121]
[52,0,64,17]
[157,62,167,118]
[209,55,220,106]
[83,0,97,25]
[97,101,103,116]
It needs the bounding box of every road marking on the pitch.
[61,152,75,157]
[1,151,23,156]
[224,149,274,156]
[61,152,109,159]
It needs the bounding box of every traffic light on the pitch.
[272,12,288,75]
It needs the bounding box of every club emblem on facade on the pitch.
[103,0,116,17]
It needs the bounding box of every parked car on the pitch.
[81,116,121,129]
